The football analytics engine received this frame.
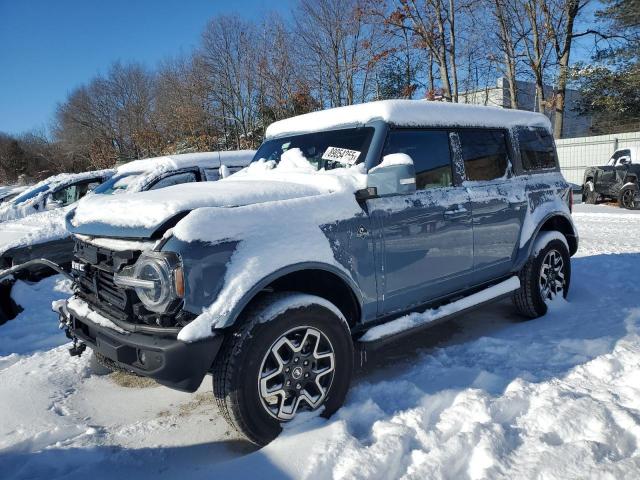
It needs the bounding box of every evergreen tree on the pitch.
[574,0,640,133]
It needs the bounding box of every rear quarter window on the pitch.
[516,127,557,171]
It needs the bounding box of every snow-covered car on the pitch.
[0,152,253,322]
[582,147,640,209]
[0,151,255,273]
[89,150,255,198]
[0,185,28,204]
[54,100,577,446]
[0,170,114,223]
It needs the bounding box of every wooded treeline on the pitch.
[1,0,637,183]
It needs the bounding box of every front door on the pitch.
[368,129,474,317]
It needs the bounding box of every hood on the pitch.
[0,208,71,256]
[68,179,331,238]
[68,154,367,239]
[0,201,40,223]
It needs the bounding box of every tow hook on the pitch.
[69,337,87,357]
[55,302,85,357]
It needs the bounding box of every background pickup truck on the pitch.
[582,147,639,209]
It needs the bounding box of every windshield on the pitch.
[253,127,375,170]
[93,171,143,195]
[10,183,50,205]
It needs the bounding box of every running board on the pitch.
[357,276,520,347]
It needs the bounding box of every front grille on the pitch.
[74,239,140,322]
[72,238,193,329]
[77,267,132,321]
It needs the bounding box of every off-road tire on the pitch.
[619,185,637,210]
[583,181,598,204]
[513,237,571,319]
[212,292,353,446]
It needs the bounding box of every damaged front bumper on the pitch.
[53,298,223,392]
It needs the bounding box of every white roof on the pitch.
[116,151,255,174]
[266,99,552,138]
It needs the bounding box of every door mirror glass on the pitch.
[367,154,416,196]
[618,156,631,165]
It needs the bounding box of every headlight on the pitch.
[114,252,184,313]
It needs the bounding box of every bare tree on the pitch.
[511,0,554,113]
[197,16,262,149]
[54,62,157,167]
[492,0,521,107]
[542,0,589,137]
[295,0,383,107]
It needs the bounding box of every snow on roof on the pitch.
[116,151,255,174]
[265,99,552,138]
[0,169,114,223]
[19,169,114,194]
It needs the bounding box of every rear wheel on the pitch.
[513,236,571,318]
[212,292,353,446]
[583,181,598,204]
[619,185,637,209]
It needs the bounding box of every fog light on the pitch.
[138,350,147,365]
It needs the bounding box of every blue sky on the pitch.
[0,0,293,135]
[0,0,599,136]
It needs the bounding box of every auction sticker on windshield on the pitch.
[322,147,361,165]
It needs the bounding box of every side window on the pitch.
[382,129,453,189]
[203,168,220,181]
[615,149,631,165]
[51,185,78,206]
[516,127,557,171]
[148,171,198,191]
[457,129,509,182]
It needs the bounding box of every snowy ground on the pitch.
[1,203,640,479]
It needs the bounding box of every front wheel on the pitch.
[212,293,353,446]
[513,236,571,318]
[619,185,637,209]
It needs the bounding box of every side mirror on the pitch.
[45,196,63,211]
[618,156,631,165]
[366,154,416,196]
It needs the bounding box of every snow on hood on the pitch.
[172,151,368,341]
[69,149,367,237]
[0,169,113,223]
[0,207,71,256]
[266,99,552,138]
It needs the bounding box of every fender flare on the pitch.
[215,261,365,329]
[514,211,578,271]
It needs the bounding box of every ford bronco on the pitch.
[53,100,577,445]
[582,147,639,209]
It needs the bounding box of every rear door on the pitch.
[368,128,474,317]
[455,128,524,283]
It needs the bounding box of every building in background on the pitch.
[460,77,592,139]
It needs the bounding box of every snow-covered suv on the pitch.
[54,100,578,445]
